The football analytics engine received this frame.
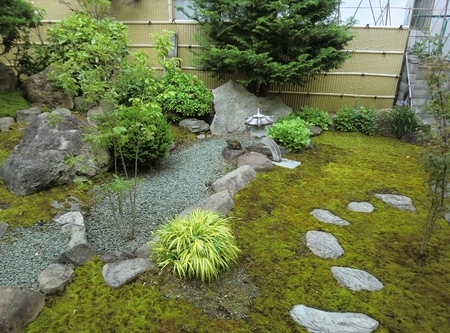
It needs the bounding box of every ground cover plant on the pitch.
[20,131,450,333]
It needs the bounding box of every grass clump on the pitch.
[152,209,241,283]
[0,90,29,118]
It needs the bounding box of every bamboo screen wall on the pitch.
[12,0,410,112]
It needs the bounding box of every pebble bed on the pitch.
[0,135,254,289]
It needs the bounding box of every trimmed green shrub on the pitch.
[268,117,312,152]
[388,103,423,138]
[334,104,377,136]
[152,209,241,283]
[158,68,213,122]
[294,106,332,130]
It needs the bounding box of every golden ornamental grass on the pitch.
[153,209,241,282]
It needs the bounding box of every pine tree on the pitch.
[186,0,354,96]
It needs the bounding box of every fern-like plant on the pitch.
[152,209,241,282]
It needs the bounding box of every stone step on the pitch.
[331,266,384,291]
[310,209,350,226]
[306,231,344,259]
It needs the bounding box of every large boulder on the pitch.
[0,112,111,195]
[210,80,292,135]
[23,66,74,109]
[0,286,45,333]
[0,62,18,92]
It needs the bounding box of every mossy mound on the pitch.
[0,90,29,118]
[23,132,450,332]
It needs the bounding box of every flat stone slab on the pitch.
[331,266,384,291]
[306,231,344,259]
[347,202,374,213]
[237,152,273,172]
[310,209,350,226]
[272,158,301,169]
[290,304,379,333]
[54,211,84,226]
[102,258,149,289]
[374,194,416,212]
[211,165,256,194]
[38,263,74,295]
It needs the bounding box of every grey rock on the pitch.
[179,118,210,133]
[222,146,246,161]
[55,211,84,226]
[306,231,344,259]
[0,113,111,195]
[178,190,235,218]
[0,117,14,132]
[52,108,72,117]
[74,96,96,113]
[135,242,154,259]
[237,152,274,172]
[374,193,416,212]
[54,243,95,266]
[331,266,384,291]
[86,102,113,125]
[102,258,150,289]
[347,202,374,213]
[211,165,256,194]
[245,143,289,158]
[24,66,74,109]
[445,212,450,223]
[61,224,89,248]
[309,125,323,136]
[401,132,423,145]
[310,209,350,226]
[38,263,74,294]
[99,251,135,263]
[0,221,8,236]
[210,80,291,135]
[197,133,206,139]
[0,62,18,92]
[290,304,379,333]
[0,286,45,333]
[16,107,41,124]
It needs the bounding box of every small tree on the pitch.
[185,0,354,96]
[420,40,450,255]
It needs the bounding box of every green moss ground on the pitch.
[22,131,450,332]
[0,90,29,118]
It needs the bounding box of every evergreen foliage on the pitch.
[185,0,354,96]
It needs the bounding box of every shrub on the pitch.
[158,68,213,122]
[293,106,332,130]
[388,103,423,138]
[267,117,312,152]
[37,12,129,103]
[334,104,377,136]
[152,209,241,283]
[109,52,159,107]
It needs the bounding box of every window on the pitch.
[172,0,195,20]
[411,0,435,30]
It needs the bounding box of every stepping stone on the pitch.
[374,194,416,212]
[54,211,84,226]
[102,258,149,289]
[290,304,379,333]
[347,202,374,213]
[331,266,384,291]
[310,209,350,226]
[306,231,344,259]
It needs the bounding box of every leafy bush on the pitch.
[37,12,129,103]
[109,52,159,107]
[334,104,378,136]
[388,103,423,138]
[294,106,332,130]
[268,117,312,152]
[153,209,241,283]
[158,68,213,122]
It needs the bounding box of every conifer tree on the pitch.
[185,0,354,96]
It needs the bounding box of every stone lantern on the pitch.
[245,108,274,139]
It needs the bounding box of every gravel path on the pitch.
[0,135,254,289]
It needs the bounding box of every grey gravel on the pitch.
[0,136,255,289]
